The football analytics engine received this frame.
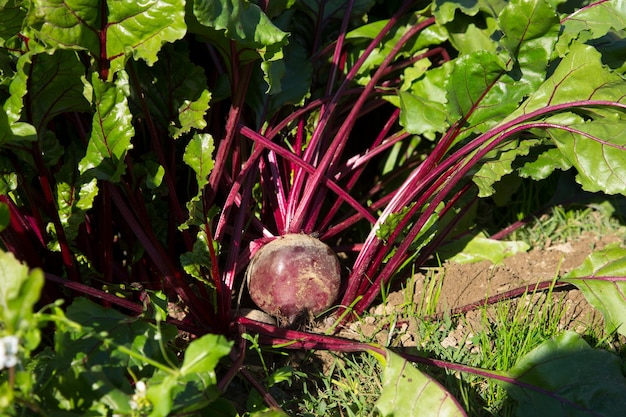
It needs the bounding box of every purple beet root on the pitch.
[246,234,341,325]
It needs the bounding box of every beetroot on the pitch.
[246,234,341,325]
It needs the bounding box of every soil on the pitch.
[337,232,623,349]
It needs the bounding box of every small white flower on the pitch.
[0,335,19,369]
[130,380,151,412]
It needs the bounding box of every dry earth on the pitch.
[339,232,623,349]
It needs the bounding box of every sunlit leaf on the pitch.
[557,0,626,55]
[506,43,626,195]
[26,0,186,79]
[499,0,559,85]
[0,249,44,334]
[183,133,215,190]
[189,0,288,93]
[561,244,626,336]
[180,333,232,376]
[398,90,448,136]
[439,233,530,264]
[375,349,466,417]
[79,71,134,182]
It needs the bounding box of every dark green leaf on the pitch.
[0,0,25,46]
[26,50,90,131]
[504,331,626,417]
[0,201,8,232]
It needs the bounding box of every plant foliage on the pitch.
[1,0,626,415]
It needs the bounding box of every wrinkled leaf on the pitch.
[26,0,186,79]
[375,349,466,417]
[499,0,559,85]
[171,89,211,139]
[180,230,213,283]
[180,133,215,229]
[79,71,134,182]
[55,146,99,242]
[504,43,626,195]
[472,137,541,197]
[189,0,288,93]
[557,0,626,55]
[504,331,626,416]
[561,244,626,336]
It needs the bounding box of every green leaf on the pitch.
[508,43,626,119]
[0,0,26,47]
[248,40,312,122]
[0,202,9,232]
[56,146,99,242]
[26,0,187,79]
[374,349,466,417]
[2,52,37,144]
[398,90,448,136]
[181,133,215,229]
[557,0,626,55]
[434,0,495,24]
[58,298,177,371]
[439,233,530,264]
[504,331,626,416]
[189,0,289,93]
[0,249,44,335]
[183,133,215,190]
[79,71,134,182]
[171,89,212,139]
[146,374,177,417]
[25,49,90,132]
[472,137,541,197]
[546,117,626,195]
[180,333,232,376]
[561,244,626,336]
[519,138,573,181]
[504,43,626,195]
[445,51,506,124]
[180,230,214,283]
[130,42,211,137]
[499,0,559,85]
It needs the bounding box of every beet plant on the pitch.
[2,0,626,415]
